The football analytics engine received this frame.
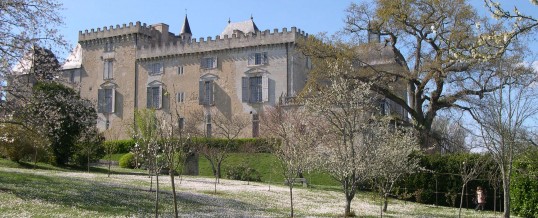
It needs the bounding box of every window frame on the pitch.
[146,84,163,109]
[103,59,114,80]
[98,88,115,114]
[148,62,164,76]
[248,52,268,66]
[242,75,269,103]
[201,57,217,69]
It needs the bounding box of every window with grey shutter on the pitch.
[249,76,262,103]
[198,80,214,106]
[241,77,249,102]
[201,57,216,69]
[98,89,105,113]
[146,86,161,109]
[103,60,113,79]
[249,52,268,66]
[98,88,115,113]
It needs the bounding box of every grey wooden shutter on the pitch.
[198,80,204,105]
[158,63,163,74]
[157,86,162,109]
[242,77,249,102]
[209,80,214,105]
[111,89,115,113]
[146,87,152,108]
[98,89,105,113]
[74,69,81,83]
[103,61,108,79]
[212,57,218,69]
[263,52,268,64]
[248,53,253,65]
[262,75,269,102]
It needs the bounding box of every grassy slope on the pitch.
[198,153,340,186]
[0,158,509,217]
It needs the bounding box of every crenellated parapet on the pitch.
[78,21,163,44]
[137,27,308,60]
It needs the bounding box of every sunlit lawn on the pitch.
[0,158,507,217]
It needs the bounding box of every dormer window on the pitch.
[248,52,268,66]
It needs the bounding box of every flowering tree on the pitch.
[131,109,162,217]
[1,0,66,121]
[261,105,322,217]
[300,0,536,148]
[303,57,377,216]
[367,118,420,214]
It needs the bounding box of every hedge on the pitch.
[511,147,538,217]
[395,153,499,209]
[104,138,272,154]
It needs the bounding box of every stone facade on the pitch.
[63,18,310,139]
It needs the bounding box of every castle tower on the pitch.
[180,15,192,42]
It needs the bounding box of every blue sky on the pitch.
[58,0,538,61]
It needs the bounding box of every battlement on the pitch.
[137,27,308,60]
[78,21,161,42]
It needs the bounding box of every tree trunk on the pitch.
[108,157,112,177]
[503,178,510,218]
[345,197,352,217]
[383,193,388,212]
[289,182,294,218]
[458,183,466,218]
[87,150,90,173]
[217,161,222,184]
[494,188,497,215]
[155,172,159,218]
[214,176,218,194]
[170,171,178,218]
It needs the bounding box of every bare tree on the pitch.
[471,61,538,218]
[261,105,322,217]
[457,155,489,218]
[192,108,248,193]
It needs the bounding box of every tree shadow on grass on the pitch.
[0,170,264,217]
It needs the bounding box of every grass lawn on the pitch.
[0,158,510,217]
[198,153,340,187]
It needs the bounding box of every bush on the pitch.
[511,147,538,217]
[119,153,136,169]
[103,140,136,154]
[0,124,48,162]
[225,164,261,182]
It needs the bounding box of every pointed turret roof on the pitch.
[180,15,192,35]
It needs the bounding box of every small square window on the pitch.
[176,92,185,103]
[149,63,163,75]
[201,57,217,69]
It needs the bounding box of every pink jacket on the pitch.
[477,190,486,204]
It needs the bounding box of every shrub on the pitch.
[119,153,136,169]
[103,140,136,154]
[511,147,538,217]
[225,164,262,182]
[0,124,48,162]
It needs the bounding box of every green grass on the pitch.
[198,153,340,186]
[0,158,512,217]
[102,153,128,162]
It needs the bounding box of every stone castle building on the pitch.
[62,16,311,139]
